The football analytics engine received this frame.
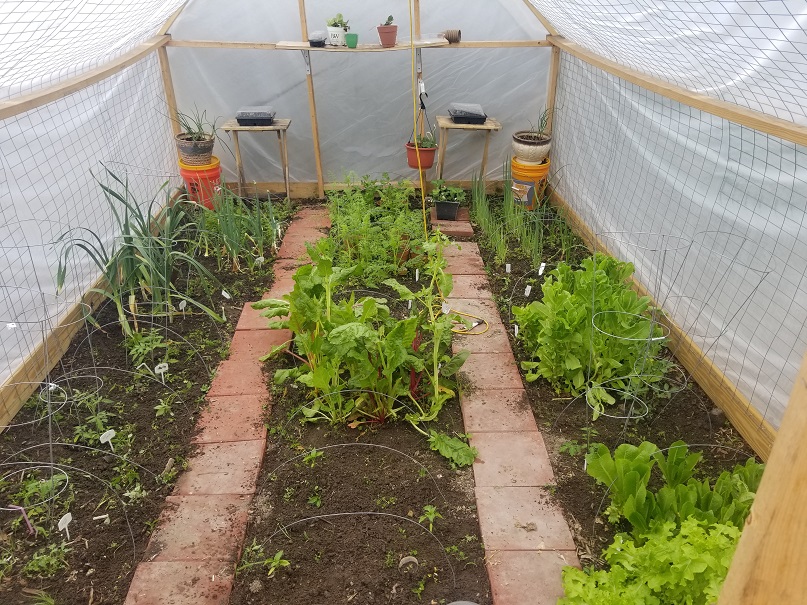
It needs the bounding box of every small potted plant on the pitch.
[431,179,466,221]
[512,107,553,163]
[326,13,349,46]
[175,108,217,166]
[405,132,438,169]
[377,15,398,48]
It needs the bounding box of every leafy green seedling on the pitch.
[303,447,324,468]
[419,505,443,532]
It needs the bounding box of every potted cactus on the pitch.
[326,13,349,46]
[377,15,398,48]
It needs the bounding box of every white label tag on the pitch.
[154,362,169,384]
[178,300,187,312]
[538,262,546,276]
[58,512,72,541]
[505,264,511,273]
[524,285,532,297]
[255,256,265,266]
[408,300,412,310]
[221,290,231,300]
[100,429,116,452]
[441,302,451,315]
[514,324,519,337]
[415,269,420,282]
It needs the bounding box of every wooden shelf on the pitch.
[275,39,449,52]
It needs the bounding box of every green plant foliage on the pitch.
[22,543,70,578]
[512,253,669,418]
[585,440,764,538]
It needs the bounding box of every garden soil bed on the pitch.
[0,203,302,605]
[469,203,760,565]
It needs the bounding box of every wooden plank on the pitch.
[220,119,291,132]
[719,352,807,604]
[548,36,807,148]
[414,0,421,39]
[275,39,449,51]
[549,188,776,460]
[167,40,277,50]
[157,45,181,137]
[234,180,505,197]
[0,36,169,121]
[435,116,503,132]
[544,45,561,134]
[520,0,559,36]
[158,2,188,35]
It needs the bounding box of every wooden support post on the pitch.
[718,352,807,603]
[414,0,421,39]
[157,45,181,136]
[544,44,561,134]
[298,0,325,198]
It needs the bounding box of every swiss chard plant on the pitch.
[512,253,670,418]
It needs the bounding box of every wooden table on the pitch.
[221,119,292,200]
[435,116,502,180]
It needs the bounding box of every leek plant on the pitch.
[56,168,223,335]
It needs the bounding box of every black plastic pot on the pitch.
[435,200,460,221]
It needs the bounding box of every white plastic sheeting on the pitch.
[169,0,549,184]
[551,53,807,429]
[0,54,178,386]
[529,0,807,125]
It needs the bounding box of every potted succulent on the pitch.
[377,15,398,48]
[326,13,349,46]
[512,107,553,163]
[175,108,217,166]
[405,132,438,169]
[431,179,466,221]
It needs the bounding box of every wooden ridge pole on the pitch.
[719,352,807,603]
[549,187,776,460]
[298,0,325,198]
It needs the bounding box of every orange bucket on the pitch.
[179,156,221,209]
[511,157,550,210]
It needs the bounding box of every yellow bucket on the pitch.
[511,157,550,210]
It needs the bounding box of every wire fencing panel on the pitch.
[552,52,807,430]
[0,53,178,415]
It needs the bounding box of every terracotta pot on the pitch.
[377,25,398,48]
[405,142,437,169]
[511,131,551,163]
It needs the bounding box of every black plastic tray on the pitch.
[236,118,275,126]
[449,113,487,125]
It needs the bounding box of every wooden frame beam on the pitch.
[544,45,561,133]
[0,36,169,122]
[168,39,549,50]
[521,0,559,36]
[549,187,776,460]
[548,36,807,148]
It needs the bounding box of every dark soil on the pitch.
[230,355,492,605]
[470,199,760,566]
[0,201,305,605]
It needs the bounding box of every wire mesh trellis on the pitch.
[551,51,807,431]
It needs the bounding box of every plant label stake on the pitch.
[179,299,187,317]
[222,290,231,300]
[514,324,519,337]
[255,256,265,267]
[538,262,546,276]
[524,284,532,297]
[441,302,451,315]
[100,429,116,452]
[8,505,35,535]
[154,362,169,384]
[58,512,72,541]
[408,300,412,310]
[415,269,420,282]
[506,263,511,273]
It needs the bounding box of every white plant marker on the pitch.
[154,362,169,385]
[408,300,412,310]
[538,262,546,276]
[524,284,532,297]
[505,263,511,273]
[583,458,588,471]
[6,322,16,330]
[514,324,519,337]
[58,512,72,541]
[221,306,226,322]
[441,302,451,315]
[415,269,420,282]
[222,290,231,300]
[100,429,116,452]
[178,299,187,317]
[93,514,110,524]
[255,256,265,266]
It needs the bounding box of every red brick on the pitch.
[144,494,250,562]
[277,233,321,260]
[450,274,493,299]
[234,301,273,331]
[195,395,268,444]
[470,431,554,487]
[444,242,486,275]
[460,389,537,433]
[447,298,510,354]
[295,206,331,229]
[487,550,580,605]
[432,221,475,238]
[459,352,523,390]
[173,440,265,496]
[476,486,576,551]
[263,274,295,298]
[124,560,233,605]
[228,329,292,363]
[207,359,265,397]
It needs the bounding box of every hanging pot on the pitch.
[405,143,437,169]
[511,131,551,163]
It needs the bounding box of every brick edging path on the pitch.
[124,206,579,604]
